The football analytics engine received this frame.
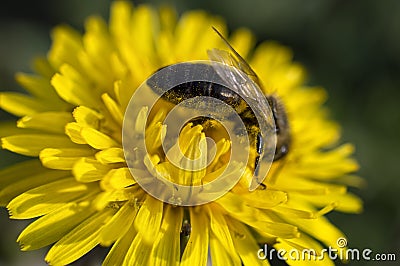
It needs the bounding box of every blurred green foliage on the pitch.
[0,0,399,265]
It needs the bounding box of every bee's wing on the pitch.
[207,27,267,104]
[209,27,261,85]
[207,48,266,101]
[207,28,275,191]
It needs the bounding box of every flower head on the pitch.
[0,1,363,265]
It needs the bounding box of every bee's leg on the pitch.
[254,133,267,189]
[254,132,263,177]
[254,156,260,177]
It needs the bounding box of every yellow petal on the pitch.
[73,158,112,182]
[207,138,231,172]
[15,73,61,101]
[0,169,68,206]
[271,174,347,195]
[181,208,209,266]
[95,147,125,164]
[240,189,288,209]
[334,175,366,188]
[149,205,183,266]
[207,205,241,265]
[285,213,347,252]
[131,6,156,59]
[120,5,156,81]
[65,122,87,144]
[100,167,135,190]
[145,121,166,153]
[1,134,80,156]
[285,87,327,115]
[99,200,139,246]
[93,189,133,210]
[166,124,207,186]
[40,147,95,170]
[113,80,136,113]
[102,93,123,126]
[73,105,103,128]
[0,92,49,116]
[48,25,83,70]
[217,193,299,239]
[45,208,114,265]
[227,218,270,266]
[51,64,101,108]
[17,200,96,251]
[279,233,328,258]
[0,121,41,137]
[272,206,316,219]
[159,6,177,31]
[17,112,73,133]
[103,219,137,266]
[109,1,135,82]
[135,105,148,134]
[123,232,152,265]
[0,160,43,189]
[80,127,119,150]
[134,195,163,244]
[109,0,133,40]
[7,178,99,219]
[210,233,239,266]
[263,234,334,265]
[251,41,302,94]
[274,239,335,266]
[32,56,55,79]
[288,144,359,178]
[175,11,224,60]
[80,17,115,88]
[293,193,363,214]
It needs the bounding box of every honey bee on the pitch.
[147,28,290,179]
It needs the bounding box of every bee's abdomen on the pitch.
[160,81,242,107]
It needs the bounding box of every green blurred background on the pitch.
[0,0,399,265]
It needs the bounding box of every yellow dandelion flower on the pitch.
[0,1,363,265]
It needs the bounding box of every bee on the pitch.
[180,219,191,256]
[180,219,191,238]
[147,28,290,180]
